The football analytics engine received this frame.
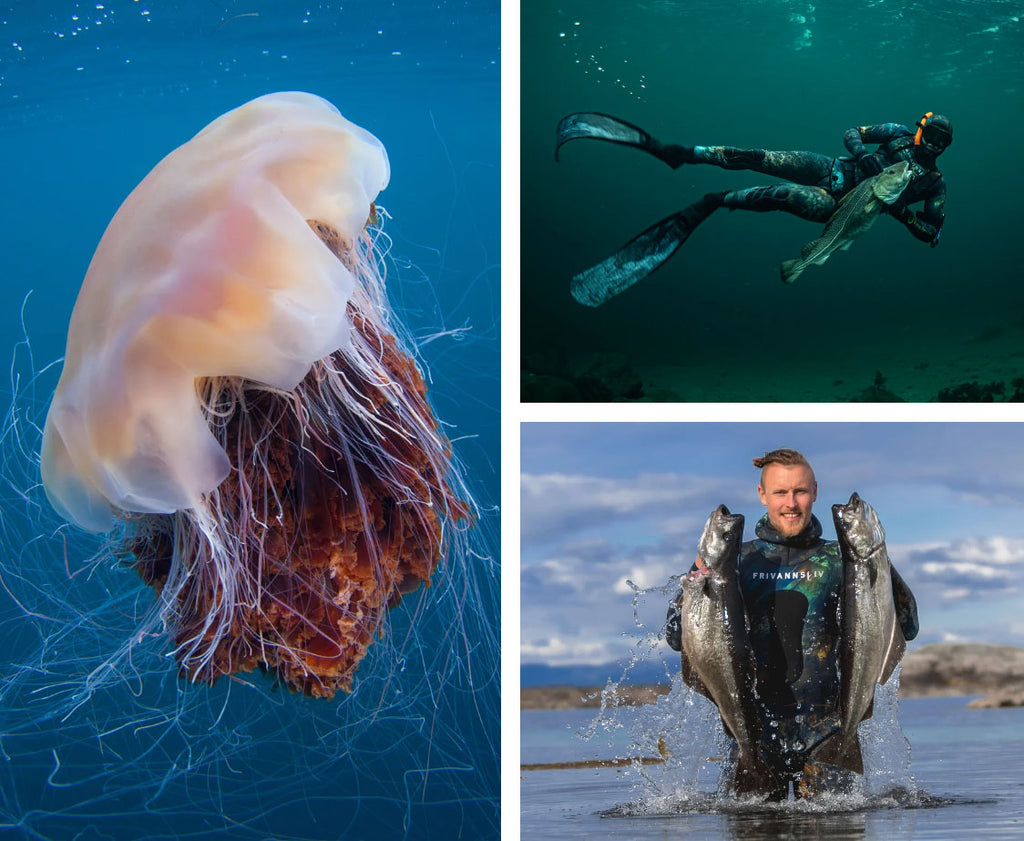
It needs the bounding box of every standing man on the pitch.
[666,448,919,799]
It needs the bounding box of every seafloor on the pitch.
[522,320,1024,403]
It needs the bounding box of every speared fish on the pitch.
[811,492,907,774]
[675,505,779,793]
[780,161,913,284]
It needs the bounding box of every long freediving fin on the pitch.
[555,112,694,168]
[570,197,720,307]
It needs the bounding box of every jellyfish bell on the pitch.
[39,91,469,698]
[41,91,389,529]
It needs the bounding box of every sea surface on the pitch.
[0,3,499,840]
[521,0,1024,401]
[521,695,1024,839]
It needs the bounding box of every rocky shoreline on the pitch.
[521,643,1024,711]
[901,642,1024,709]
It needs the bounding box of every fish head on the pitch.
[871,162,913,204]
[832,492,886,561]
[695,504,745,572]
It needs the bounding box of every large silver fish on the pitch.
[780,161,913,284]
[676,506,777,793]
[812,493,906,774]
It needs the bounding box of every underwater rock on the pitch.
[641,385,686,402]
[932,376,1024,402]
[851,371,904,402]
[569,352,644,401]
[521,349,644,402]
[936,380,1006,402]
[521,371,582,402]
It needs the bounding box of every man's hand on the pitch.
[857,152,884,176]
[886,203,913,223]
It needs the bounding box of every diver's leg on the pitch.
[692,148,834,186]
[555,116,837,182]
[716,183,837,223]
[795,762,858,799]
[723,739,790,801]
[555,112,696,168]
[731,771,790,801]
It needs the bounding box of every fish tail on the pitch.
[733,754,785,797]
[809,731,864,775]
[780,258,802,284]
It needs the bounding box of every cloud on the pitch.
[520,471,747,546]
[814,443,1024,510]
[896,536,1024,599]
[520,636,612,663]
[520,535,689,666]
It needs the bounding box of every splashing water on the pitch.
[580,578,929,816]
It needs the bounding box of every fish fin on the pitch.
[780,258,802,284]
[733,754,781,796]
[680,650,710,699]
[838,240,855,251]
[880,624,907,686]
[811,731,865,775]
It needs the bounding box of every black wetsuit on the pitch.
[666,513,919,792]
[686,123,946,242]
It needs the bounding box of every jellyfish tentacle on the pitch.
[126,219,470,698]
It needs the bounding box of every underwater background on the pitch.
[0,2,498,839]
[521,0,1023,402]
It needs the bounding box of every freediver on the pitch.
[666,448,919,800]
[555,111,951,305]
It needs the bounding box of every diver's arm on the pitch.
[666,597,683,652]
[890,563,920,641]
[843,123,907,156]
[891,206,941,244]
[843,126,868,157]
[891,178,946,246]
[918,178,946,246]
[666,555,704,651]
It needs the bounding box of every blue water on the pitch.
[522,695,1024,839]
[0,3,499,839]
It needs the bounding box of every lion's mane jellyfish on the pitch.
[39,91,469,698]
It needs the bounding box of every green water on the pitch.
[521,0,1024,402]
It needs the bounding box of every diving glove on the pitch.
[857,152,884,176]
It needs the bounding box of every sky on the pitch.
[520,422,1024,669]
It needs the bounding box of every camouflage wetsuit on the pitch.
[666,513,919,796]
[684,123,945,243]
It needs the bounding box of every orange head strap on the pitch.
[914,111,934,146]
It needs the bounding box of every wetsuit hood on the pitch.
[754,513,824,549]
